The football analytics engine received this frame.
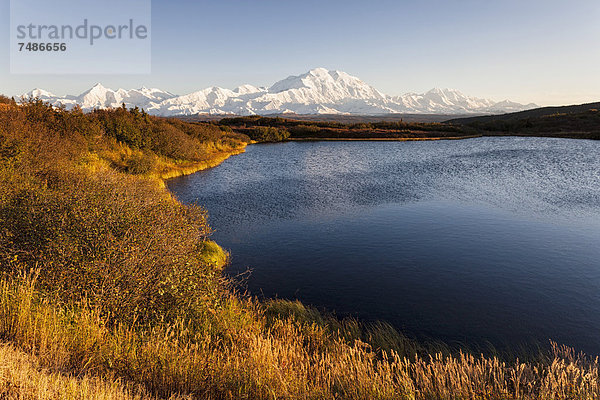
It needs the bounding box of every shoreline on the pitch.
[287,134,483,142]
[157,145,248,183]
[154,145,249,269]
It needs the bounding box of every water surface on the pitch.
[167,138,600,354]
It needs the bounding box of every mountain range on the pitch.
[24,68,537,116]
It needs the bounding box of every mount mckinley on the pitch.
[25,68,537,116]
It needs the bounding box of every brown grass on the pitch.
[0,275,599,399]
[0,343,156,400]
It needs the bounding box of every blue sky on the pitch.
[1,0,599,105]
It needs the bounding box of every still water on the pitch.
[167,137,600,354]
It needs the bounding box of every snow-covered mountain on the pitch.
[25,83,176,111]
[23,68,537,116]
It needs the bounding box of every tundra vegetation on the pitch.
[216,105,600,142]
[0,96,599,399]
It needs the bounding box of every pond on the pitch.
[167,137,600,354]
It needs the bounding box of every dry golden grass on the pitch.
[0,343,152,400]
[94,139,247,182]
[0,274,598,399]
[153,146,246,181]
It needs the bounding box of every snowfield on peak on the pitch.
[22,68,537,116]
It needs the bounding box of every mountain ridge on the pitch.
[23,68,538,116]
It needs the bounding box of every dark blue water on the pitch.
[167,137,600,354]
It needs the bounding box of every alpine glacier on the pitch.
[23,68,537,116]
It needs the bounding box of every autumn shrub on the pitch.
[0,100,249,324]
[124,152,156,174]
[247,126,290,142]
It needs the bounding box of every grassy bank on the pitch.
[1,97,599,399]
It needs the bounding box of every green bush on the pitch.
[248,126,290,142]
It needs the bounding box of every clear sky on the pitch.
[1,0,599,106]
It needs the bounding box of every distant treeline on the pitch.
[219,115,472,141]
[216,104,600,142]
[450,107,600,140]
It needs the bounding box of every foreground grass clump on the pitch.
[0,96,599,399]
[0,342,156,400]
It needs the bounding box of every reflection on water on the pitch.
[168,137,600,354]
